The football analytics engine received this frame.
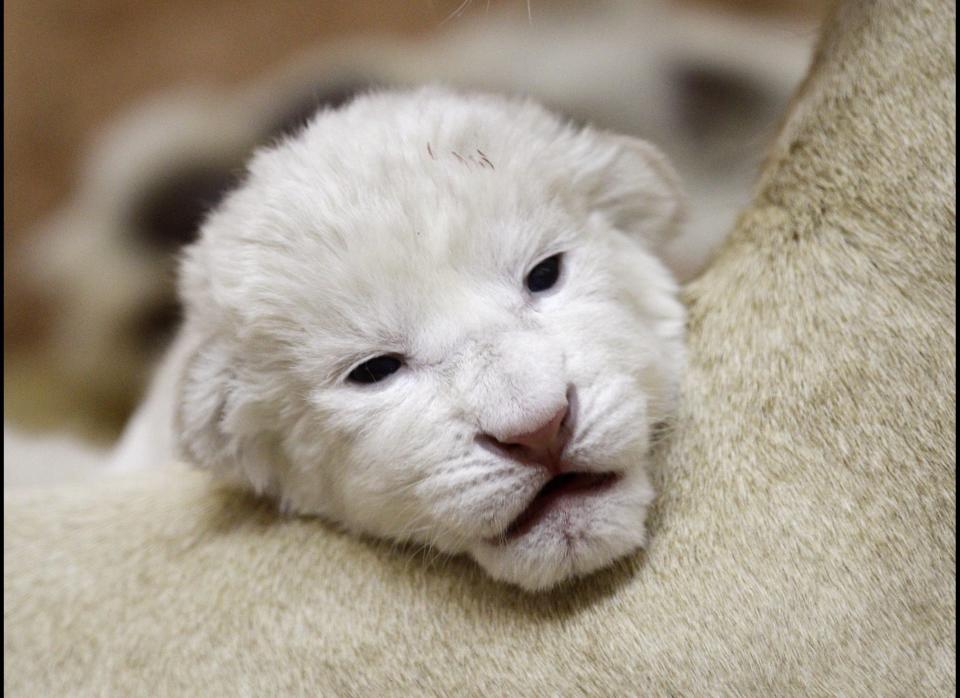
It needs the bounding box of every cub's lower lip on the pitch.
[490,471,621,544]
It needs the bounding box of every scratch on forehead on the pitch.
[425,140,497,171]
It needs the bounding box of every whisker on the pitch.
[440,0,472,25]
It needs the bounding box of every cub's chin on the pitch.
[468,469,653,592]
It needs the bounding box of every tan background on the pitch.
[3,0,825,256]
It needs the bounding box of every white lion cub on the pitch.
[113,87,690,591]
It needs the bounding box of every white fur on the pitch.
[114,87,689,591]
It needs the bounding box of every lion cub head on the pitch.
[175,87,686,590]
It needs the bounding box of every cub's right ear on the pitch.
[175,335,233,471]
[175,334,275,493]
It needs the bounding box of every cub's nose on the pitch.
[482,403,570,469]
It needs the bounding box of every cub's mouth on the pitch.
[491,471,621,544]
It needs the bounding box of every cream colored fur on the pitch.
[4,0,955,694]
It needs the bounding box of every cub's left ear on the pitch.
[582,134,687,260]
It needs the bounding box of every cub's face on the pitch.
[176,88,686,591]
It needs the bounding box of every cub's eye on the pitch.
[526,253,563,293]
[347,355,403,384]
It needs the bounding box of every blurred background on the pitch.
[4,0,828,451]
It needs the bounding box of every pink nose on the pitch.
[486,404,569,468]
